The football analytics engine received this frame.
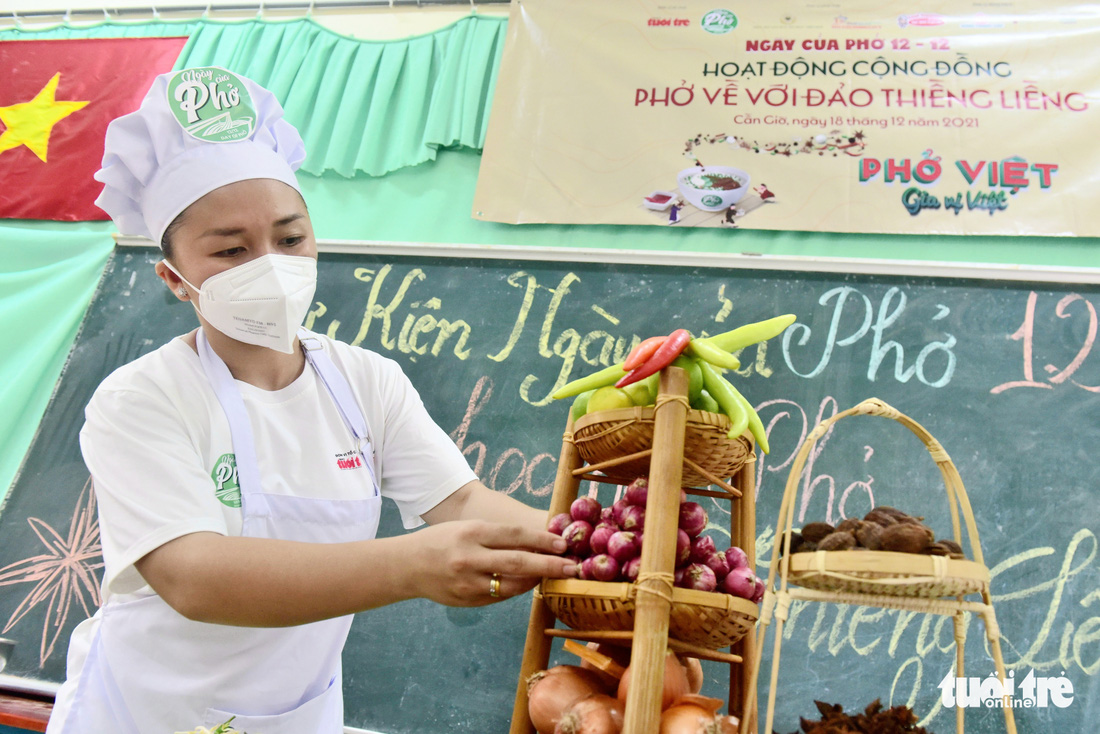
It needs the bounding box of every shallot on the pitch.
[675,529,692,566]
[724,546,748,570]
[624,477,649,505]
[548,513,572,536]
[752,576,765,603]
[607,531,641,563]
[621,505,646,532]
[589,524,617,555]
[622,556,642,582]
[571,496,602,525]
[720,566,756,600]
[702,550,730,581]
[679,563,717,592]
[587,554,620,582]
[678,502,708,537]
[611,498,632,527]
[562,520,594,556]
[689,535,717,563]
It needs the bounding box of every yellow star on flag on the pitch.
[0,72,89,163]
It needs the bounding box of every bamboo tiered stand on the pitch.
[509,366,761,734]
[744,398,1017,734]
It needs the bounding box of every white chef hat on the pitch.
[94,66,306,246]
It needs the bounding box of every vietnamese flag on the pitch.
[0,37,188,221]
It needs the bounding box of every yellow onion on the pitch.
[579,642,631,690]
[660,695,739,734]
[554,694,624,734]
[616,651,691,711]
[676,654,704,694]
[528,665,609,734]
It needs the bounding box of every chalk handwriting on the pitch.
[306,265,473,361]
[753,396,877,523]
[449,376,556,497]
[992,292,1100,393]
[782,286,957,387]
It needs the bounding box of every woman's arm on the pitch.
[136,514,573,627]
[421,479,550,532]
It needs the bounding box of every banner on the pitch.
[473,1,1099,236]
[0,37,188,222]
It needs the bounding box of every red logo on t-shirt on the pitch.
[335,451,363,470]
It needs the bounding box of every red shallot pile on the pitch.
[549,477,765,603]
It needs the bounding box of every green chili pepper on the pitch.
[697,360,749,441]
[702,314,796,353]
[726,379,770,454]
[552,362,628,400]
[685,337,742,371]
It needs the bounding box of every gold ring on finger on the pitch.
[489,573,502,598]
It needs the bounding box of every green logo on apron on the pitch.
[211,453,242,508]
[166,67,256,143]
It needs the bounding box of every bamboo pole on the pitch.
[509,415,584,734]
[621,367,690,734]
[736,454,758,733]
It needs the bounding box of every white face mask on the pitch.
[164,254,318,354]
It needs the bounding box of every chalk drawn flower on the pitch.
[0,478,103,666]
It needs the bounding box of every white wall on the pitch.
[0,0,509,39]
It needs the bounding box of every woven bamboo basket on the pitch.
[785,550,989,598]
[572,406,752,486]
[538,578,759,650]
[775,398,991,600]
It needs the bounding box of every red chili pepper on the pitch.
[623,336,668,371]
[615,328,692,388]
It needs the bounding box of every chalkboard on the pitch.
[1,245,1098,734]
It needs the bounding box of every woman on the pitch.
[46,67,575,733]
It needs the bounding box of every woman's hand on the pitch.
[406,520,576,607]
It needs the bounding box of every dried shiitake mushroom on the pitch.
[938,539,964,556]
[854,520,884,550]
[835,517,862,534]
[879,523,934,554]
[817,530,857,551]
[799,522,835,544]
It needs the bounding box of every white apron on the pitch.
[59,330,381,734]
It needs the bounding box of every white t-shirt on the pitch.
[50,331,477,729]
[81,330,476,597]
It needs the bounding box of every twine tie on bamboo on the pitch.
[653,394,691,413]
[773,591,792,623]
[928,439,951,464]
[634,572,675,604]
[953,612,968,647]
[759,590,777,624]
[983,609,1002,641]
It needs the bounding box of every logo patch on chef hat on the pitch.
[166,67,256,143]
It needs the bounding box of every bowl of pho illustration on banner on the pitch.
[677,166,751,211]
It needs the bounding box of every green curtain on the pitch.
[175,17,506,176]
[0,224,114,495]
